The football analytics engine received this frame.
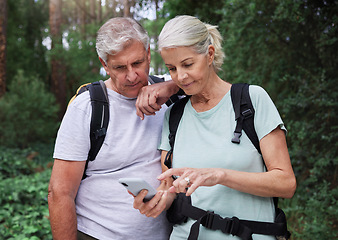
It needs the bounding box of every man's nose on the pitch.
[126,66,138,82]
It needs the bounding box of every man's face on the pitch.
[100,41,151,98]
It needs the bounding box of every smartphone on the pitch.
[118,177,157,201]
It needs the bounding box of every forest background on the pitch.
[0,0,337,239]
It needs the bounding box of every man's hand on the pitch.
[136,80,179,120]
[132,178,176,218]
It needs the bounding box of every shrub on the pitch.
[0,143,54,239]
[0,170,52,239]
[0,143,54,179]
[0,147,37,178]
[0,70,59,148]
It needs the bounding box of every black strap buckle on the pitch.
[201,212,229,233]
[201,212,241,236]
[231,132,242,144]
[94,128,106,139]
[201,211,216,229]
[242,108,253,119]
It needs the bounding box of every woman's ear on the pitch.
[207,45,215,65]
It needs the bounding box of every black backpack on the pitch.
[164,83,290,240]
[70,76,178,179]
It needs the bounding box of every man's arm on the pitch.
[136,80,180,120]
[48,159,86,240]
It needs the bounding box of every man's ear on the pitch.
[147,46,151,64]
[99,57,109,75]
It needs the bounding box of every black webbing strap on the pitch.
[178,198,289,240]
[231,83,261,154]
[82,81,109,179]
[231,83,281,213]
[164,96,191,169]
[87,81,109,161]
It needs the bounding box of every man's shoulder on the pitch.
[68,90,91,113]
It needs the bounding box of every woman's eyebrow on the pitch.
[181,57,193,63]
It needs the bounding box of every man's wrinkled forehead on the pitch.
[109,39,147,56]
[108,41,148,65]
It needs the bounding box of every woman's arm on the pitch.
[158,127,296,199]
[217,127,296,198]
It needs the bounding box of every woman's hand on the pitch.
[157,168,223,196]
[157,128,296,199]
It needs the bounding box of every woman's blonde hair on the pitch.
[158,15,225,72]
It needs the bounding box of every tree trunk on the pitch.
[153,0,160,74]
[123,0,131,17]
[80,0,86,36]
[0,0,8,97]
[97,0,102,23]
[49,0,67,117]
[90,0,96,23]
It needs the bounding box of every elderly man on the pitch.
[48,17,178,240]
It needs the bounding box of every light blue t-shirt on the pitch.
[159,85,285,240]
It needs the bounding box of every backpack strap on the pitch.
[231,83,282,206]
[231,83,261,154]
[174,194,290,240]
[149,75,164,84]
[82,80,109,179]
[164,96,191,169]
[87,80,109,161]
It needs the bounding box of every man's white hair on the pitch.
[96,17,150,64]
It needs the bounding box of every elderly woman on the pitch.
[133,15,296,240]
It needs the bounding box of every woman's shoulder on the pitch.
[248,85,272,103]
[248,84,268,95]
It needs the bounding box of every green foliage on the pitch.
[280,68,338,238]
[0,143,54,239]
[0,169,52,239]
[7,0,49,86]
[281,182,338,239]
[0,142,54,179]
[0,148,37,178]
[141,18,168,74]
[47,25,103,99]
[217,0,338,238]
[0,70,59,148]
[162,0,225,25]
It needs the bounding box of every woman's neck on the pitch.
[190,75,231,112]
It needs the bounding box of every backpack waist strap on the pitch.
[179,197,289,240]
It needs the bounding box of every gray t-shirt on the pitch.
[159,85,285,240]
[54,82,172,240]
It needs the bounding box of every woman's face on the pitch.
[161,46,214,96]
